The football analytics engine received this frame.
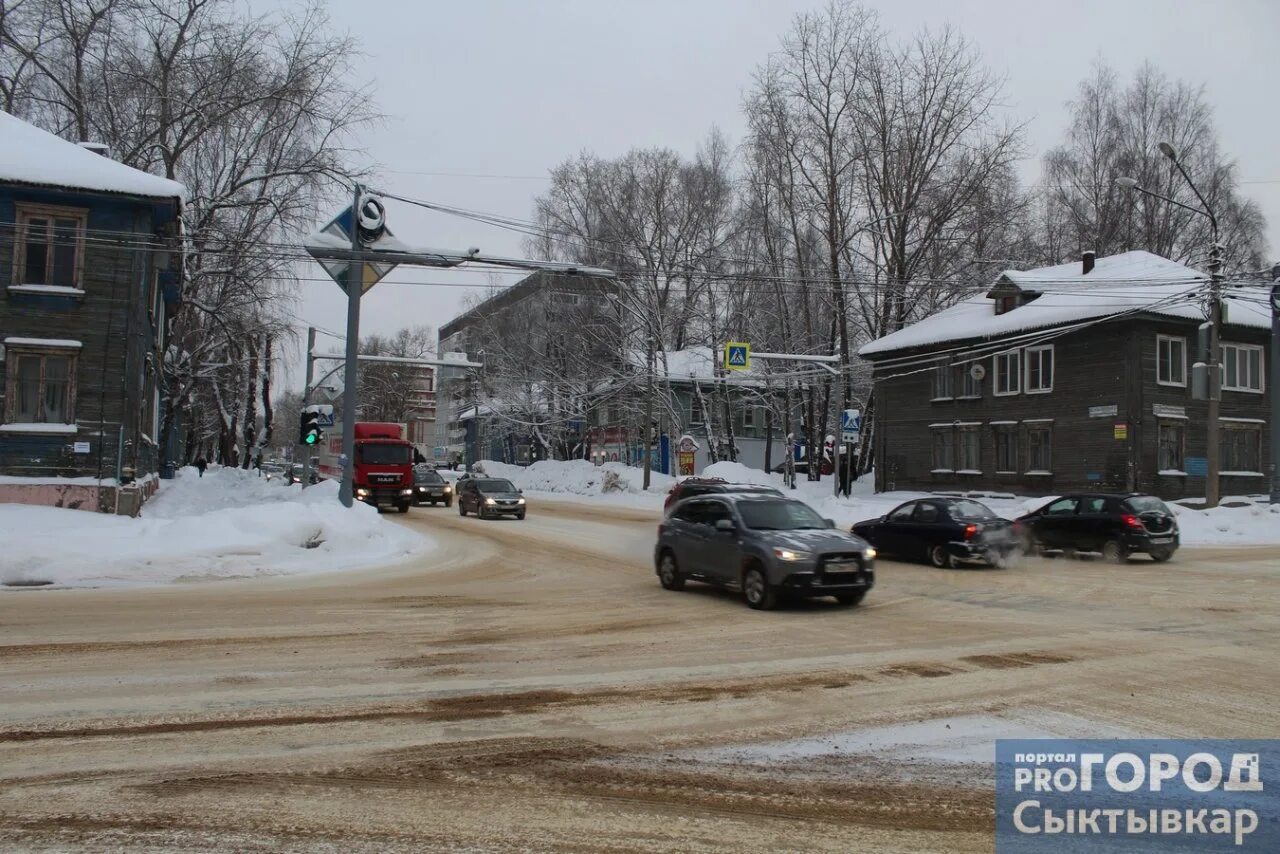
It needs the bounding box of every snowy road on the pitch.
[1,499,1279,851]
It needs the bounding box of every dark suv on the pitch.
[413,466,453,507]
[663,477,783,513]
[457,477,526,520]
[655,494,876,610]
[1015,493,1179,563]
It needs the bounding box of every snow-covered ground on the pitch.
[0,466,431,590]
[474,457,1280,547]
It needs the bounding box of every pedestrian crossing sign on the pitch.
[725,342,750,371]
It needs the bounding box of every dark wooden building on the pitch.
[0,111,185,513]
[860,251,1270,502]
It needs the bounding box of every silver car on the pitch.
[654,494,876,610]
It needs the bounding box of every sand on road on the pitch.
[2,498,1278,852]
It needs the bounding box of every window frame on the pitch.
[1156,334,1187,387]
[4,346,78,424]
[1024,344,1054,394]
[959,364,983,399]
[957,426,981,473]
[1026,424,1053,474]
[993,351,1020,396]
[932,359,955,401]
[993,424,1018,473]
[12,203,88,289]
[1157,420,1186,473]
[1219,423,1262,474]
[1221,343,1264,394]
[931,427,955,473]
[742,406,756,429]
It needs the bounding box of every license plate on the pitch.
[1149,537,1172,544]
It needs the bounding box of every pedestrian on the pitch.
[194,456,208,478]
[838,448,852,497]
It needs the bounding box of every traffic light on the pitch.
[299,409,322,446]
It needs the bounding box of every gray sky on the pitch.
[284,0,1280,390]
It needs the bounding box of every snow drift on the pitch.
[0,466,431,589]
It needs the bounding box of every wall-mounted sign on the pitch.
[1089,404,1117,418]
[1113,423,1128,440]
[72,441,90,454]
[1152,403,1187,419]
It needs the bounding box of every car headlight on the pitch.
[517,498,526,505]
[401,489,414,496]
[356,488,369,497]
[772,547,811,562]
[485,497,496,505]
[444,485,452,493]
[864,547,877,560]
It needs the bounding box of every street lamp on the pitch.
[1116,143,1225,508]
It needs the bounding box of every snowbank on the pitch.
[476,459,676,499]
[0,466,431,589]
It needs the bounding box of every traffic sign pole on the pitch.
[339,182,361,509]
[300,326,316,489]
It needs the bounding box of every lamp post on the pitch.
[1117,144,1223,508]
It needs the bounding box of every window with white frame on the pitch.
[931,427,954,471]
[1157,335,1186,386]
[1025,345,1054,393]
[993,424,1017,472]
[14,204,86,288]
[1222,343,1264,393]
[742,406,756,429]
[994,351,1020,396]
[689,394,703,425]
[932,360,954,399]
[6,348,76,424]
[1158,422,1185,472]
[1220,424,1262,472]
[957,427,980,471]
[960,363,982,398]
[1026,424,1052,472]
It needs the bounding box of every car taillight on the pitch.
[1122,513,1144,530]
[963,523,979,540]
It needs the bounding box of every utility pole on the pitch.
[339,182,362,508]
[642,336,654,489]
[300,326,316,488]
[1270,264,1280,504]
[1205,243,1223,509]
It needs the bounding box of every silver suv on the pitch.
[654,494,876,610]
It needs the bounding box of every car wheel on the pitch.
[516,511,526,520]
[1149,547,1174,563]
[444,497,453,508]
[1101,539,1128,564]
[742,565,777,610]
[458,502,467,517]
[657,551,685,591]
[834,591,865,606]
[928,545,953,569]
[397,502,410,514]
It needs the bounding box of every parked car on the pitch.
[260,463,286,481]
[852,497,1018,568]
[663,477,784,513]
[655,494,876,610]
[288,463,320,486]
[457,477,526,520]
[413,466,453,506]
[1015,493,1179,563]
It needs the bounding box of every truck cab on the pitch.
[319,422,415,512]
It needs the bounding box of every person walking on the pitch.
[194,456,208,478]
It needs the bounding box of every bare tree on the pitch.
[1044,61,1266,270]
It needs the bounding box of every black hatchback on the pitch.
[1014,493,1179,563]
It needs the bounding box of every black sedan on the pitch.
[412,466,453,507]
[852,497,1018,568]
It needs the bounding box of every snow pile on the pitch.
[477,459,676,498]
[0,466,430,589]
[1168,501,1280,546]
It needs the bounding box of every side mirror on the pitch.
[714,518,736,533]
[824,517,836,529]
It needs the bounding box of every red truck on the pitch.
[316,422,416,512]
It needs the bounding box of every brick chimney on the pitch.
[1082,250,1096,275]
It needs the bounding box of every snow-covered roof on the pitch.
[858,251,1248,358]
[0,111,186,201]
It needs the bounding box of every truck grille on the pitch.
[369,473,401,485]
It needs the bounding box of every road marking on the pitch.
[862,595,918,610]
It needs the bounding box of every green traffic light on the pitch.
[304,432,318,445]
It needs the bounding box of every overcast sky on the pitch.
[282,0,1280,391]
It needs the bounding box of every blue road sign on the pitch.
[841,408,862,442]
[725,342,750,370]
[312,200,398,295]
